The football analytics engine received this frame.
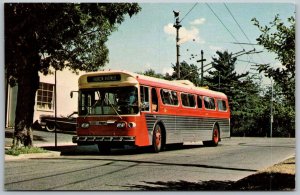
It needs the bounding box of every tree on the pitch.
[204,50,261,135]
[252,14,295,137]
[5,3,141,148]
[169,61,201,85]
[252,15,295,106]
[139,69,164,79]
[205,50,249,110]
[262,84,295,137]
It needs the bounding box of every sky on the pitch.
[105,2,295,84]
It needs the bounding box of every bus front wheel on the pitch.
[152,124,163,153]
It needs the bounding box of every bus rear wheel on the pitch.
[203,124,219,147]
[152,124,163,153]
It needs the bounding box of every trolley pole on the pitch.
[173,11,182,79]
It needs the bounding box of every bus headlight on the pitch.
[81,122,90,128]
[128,122,136,128]
[116,122,126,128]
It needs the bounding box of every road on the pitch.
[4,137,295,190]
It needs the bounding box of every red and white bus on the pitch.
[72,70,230,153]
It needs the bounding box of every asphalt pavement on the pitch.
[4,135,295,190]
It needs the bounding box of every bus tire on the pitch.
[45,122,56,132]
[203,124,219,147]
[97,144,111,154]
[152,124,164,153]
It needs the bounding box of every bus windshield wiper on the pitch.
[84,91,101,119]
[105,94,122,120]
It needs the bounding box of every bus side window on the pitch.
[204,96,216,110]
[140,86,150,111]
[151,88,158,112]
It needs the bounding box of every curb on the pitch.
[5,151,61,161]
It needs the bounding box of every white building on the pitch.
[6,68,84,127]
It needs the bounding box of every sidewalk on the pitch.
[4,128,76,161]
[5,128,76,148]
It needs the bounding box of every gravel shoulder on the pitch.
[231,156,295,191]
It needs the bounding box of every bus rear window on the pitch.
[217,99,227,111]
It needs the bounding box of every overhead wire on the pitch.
[223,3,267,73]
[180,3,198,23]
[223,3,252,44]
[205,3,245,51]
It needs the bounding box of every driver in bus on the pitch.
[118,90,138,114]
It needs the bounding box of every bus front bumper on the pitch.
[72,136,136,145]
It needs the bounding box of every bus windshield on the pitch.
[79,86,139,116]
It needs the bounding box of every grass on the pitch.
[5,146,49,156]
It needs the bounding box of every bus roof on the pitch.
[79,70,227,99]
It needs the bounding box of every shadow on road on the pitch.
[128,172,295,191]
[42,143,207,156]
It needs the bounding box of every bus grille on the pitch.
[72,136,135,143]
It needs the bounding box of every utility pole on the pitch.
[54,70,57,148]
[270,78,273,138]
[196,50,206,86]
[173,11,182,79]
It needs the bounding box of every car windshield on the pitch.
[79,86,139,116]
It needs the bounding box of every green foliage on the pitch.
[204,50,249,114]
[251,14,295,137]
[169,61,201,85]
[139,69,164,79]
[140,62,201,86]
[6,147,48,156]
[5,3,141,82]
[251,15,295,106]
[5,3,141,146]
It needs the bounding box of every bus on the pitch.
[72,70,230,153]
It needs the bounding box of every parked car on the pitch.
[39,112,78,132]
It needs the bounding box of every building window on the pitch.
[37,82,54,111]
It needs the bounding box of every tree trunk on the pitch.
[13,66,39,148]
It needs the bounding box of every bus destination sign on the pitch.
[87,74,121,82]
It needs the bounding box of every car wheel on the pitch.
[45,122,56,132]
